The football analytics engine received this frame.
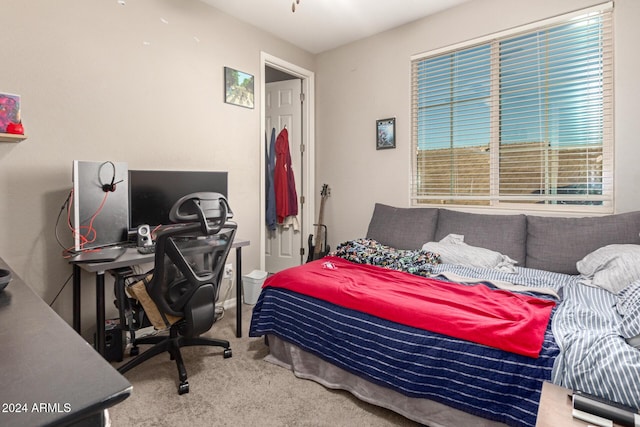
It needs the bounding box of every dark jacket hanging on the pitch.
[266,128,277,230]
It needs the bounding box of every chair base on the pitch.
[118,328,231,395]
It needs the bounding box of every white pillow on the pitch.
[422,234,517,273]
[577,244,640,294]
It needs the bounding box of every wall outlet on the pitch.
[223,263,233,279]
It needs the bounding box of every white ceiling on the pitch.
[199,0,472,54]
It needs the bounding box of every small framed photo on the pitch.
[0,93,21,133]
[224,67,254,109]
[376,117,396,150]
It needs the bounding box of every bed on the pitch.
[249,204,640,426]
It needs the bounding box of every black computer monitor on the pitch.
[128,170,228,229]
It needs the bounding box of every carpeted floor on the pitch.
[108,304,419,426]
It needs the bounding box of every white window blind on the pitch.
[411,3,613,210]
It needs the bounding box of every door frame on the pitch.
[260,52,315,271]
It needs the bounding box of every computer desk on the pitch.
[70,238,250,358]
[0,257,131,427]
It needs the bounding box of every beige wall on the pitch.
[315,0,640,247]
[0,0,313,333]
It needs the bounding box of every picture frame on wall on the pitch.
[376,117,396,150]
[0,93,21,133]
[224,67,254,109]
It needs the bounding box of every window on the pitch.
[411,3,613,211]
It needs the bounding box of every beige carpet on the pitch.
[109,304,419,426]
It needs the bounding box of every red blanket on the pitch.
[264,256,555,358]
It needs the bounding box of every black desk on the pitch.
[0,257,131,427]
[70,239,249,357]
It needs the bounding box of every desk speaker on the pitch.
[95,319,124,362]
[137,224,152,247]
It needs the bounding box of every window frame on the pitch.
[410,2,613,213]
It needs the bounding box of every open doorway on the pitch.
[260,53,315,273]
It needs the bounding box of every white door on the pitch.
[265,79,304,273]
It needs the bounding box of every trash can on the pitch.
[242,270,267,305]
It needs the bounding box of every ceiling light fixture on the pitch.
[292,0,300,13]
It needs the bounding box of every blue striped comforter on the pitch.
[249,263,640,426]
[552,281,640,409]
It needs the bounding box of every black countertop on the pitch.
[0,258,131,426]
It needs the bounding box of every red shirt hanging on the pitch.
[274,127,298,224]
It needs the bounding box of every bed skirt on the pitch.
[265,334,507,427]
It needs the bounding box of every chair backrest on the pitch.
[146,193,237,328]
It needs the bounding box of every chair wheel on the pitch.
[178,381,189,395]
[223,348,232,359]
[130,346,139,356]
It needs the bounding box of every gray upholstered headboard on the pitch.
[366,203,640,274]
[366,204,439,250]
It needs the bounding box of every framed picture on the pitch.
[0,93,21,133]
[376,117,396,150]
[224,67,254,109]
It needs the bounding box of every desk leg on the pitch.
[72,264,81,334]
[95,271,106,357]
[236,246,242,338]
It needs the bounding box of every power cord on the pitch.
[55,189,74,257]
[49,273,72,307]
[215,269,235,321]
[70,189,110,252]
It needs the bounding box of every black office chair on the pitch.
[117,192,237,394]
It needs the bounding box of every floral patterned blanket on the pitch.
[330,238,440,276]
